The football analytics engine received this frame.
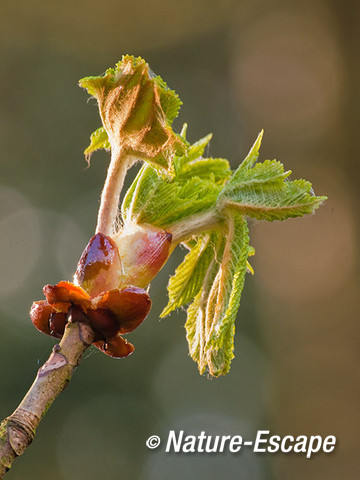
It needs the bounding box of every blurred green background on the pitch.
[0,1,359,479]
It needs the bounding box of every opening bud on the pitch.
[114,223,172,288]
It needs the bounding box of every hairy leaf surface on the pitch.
[223,179,326,221]
[185,214,249,376]
[161,233,217,317]
[79,55,186,174]
[122,136,231,228]
[219,131,327,221]
[84,127,110,159]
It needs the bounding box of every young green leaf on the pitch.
[122,164,162,224]
[222,179,326,221]
[185,214,250,376]
[121,128,326,377]
[176,158,231,185]
[219,132,327,221]
[121,135,230,229]
[185,250,221,372]
[161,233,217,317]
[153,75,182,125]
[132,175,221,228]
[84,126,110,160]
[228,129,264,181]
[175,133,213,172]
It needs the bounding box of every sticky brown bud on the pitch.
[30,301,52,335]
[86,308,118,340]
[74,233,122,296]
[49,312,67,338]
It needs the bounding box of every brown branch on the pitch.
[0,320,95,478]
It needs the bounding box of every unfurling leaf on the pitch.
[185,214,250,376]
[79,55,187,174]
[121,129,326,376]
[132,175,220,228]
[222,179,326,221]
[84,127,110,160]
[174,133,212,173]
[161,233,217,317]
[121,135,230,229]
[218,131,327,221]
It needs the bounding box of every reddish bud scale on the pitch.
[86,309,119,340]
[30,281,151,358]
[49,312,67,338]
[30,301,52,335]
[115,223,172,288]
[30,224,170,357]
[74,233,122,297]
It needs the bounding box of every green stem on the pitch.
[169,210,220,244]
[0,321,95,478]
